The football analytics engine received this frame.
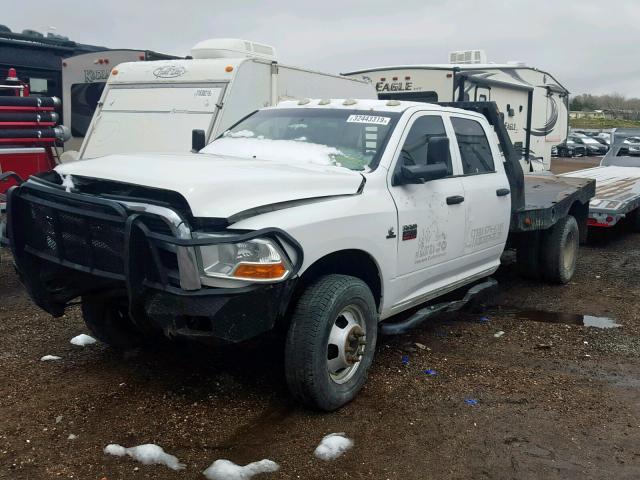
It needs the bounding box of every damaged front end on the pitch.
[6,172,303,343]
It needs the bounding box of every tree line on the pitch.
[570,94,640,119]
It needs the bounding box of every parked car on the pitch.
[569,135,608,156]
[623,137,640,155]
[555,139,587,157]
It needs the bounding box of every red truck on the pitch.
[0,67,69,211]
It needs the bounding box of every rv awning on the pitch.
[460,74,533,92]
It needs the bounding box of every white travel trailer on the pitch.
[69,39,376,160]
[62,49,178,152]
[344,58,569,171]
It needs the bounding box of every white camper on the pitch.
[344,56,569,171]
[62,49,178,152]
[71,39,376,160]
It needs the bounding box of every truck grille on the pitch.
[22,197,127,276]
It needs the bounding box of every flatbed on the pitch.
[562,129,640,229]
[511,174,595,233]
[563,165,640,227]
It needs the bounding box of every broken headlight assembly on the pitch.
[195,235,293,285]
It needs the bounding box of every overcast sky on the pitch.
[3,0,640,96]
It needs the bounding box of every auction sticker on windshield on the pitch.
[347,115,391,125]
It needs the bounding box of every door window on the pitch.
[451,117,495,174]
[399,116,452,175]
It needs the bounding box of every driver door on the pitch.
[387,113,467,311]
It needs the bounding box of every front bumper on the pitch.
[6,177,303,342]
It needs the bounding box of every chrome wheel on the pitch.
[327,304,367,384]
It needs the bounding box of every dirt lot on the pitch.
[1,158,639,479]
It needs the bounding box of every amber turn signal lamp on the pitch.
[233,263,287,280]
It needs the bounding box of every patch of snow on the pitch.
[61,174,75,193]
[70,334,97,346]
[202,137,343,167]
[223,129,255,138]
[313,433,354,461]
[104,444,127,457]
[104,443,185,471]
[288,123,308,130]
[40,355,62,361]
[203,459,279,480]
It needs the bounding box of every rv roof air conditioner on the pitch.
[191,38,277,61]
[448,49,487,65]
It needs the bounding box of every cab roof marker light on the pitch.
[298,98,311,105]
[318,99,331,105]
[342,99,357,106]
[386,100,401,106]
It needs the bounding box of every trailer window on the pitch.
[29,78,48,93]
[451,117,495,174]
[400,116,452,175]
[71,82,106,137]
[82,85,223,158]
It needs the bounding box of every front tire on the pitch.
[81,295,144,350]
[285,275,378,411]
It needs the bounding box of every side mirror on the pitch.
[191,129,206,152]
[398,136,450,184]
[401,163,448,184]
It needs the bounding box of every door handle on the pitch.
[496,188,511,197]
[446,195,465,205]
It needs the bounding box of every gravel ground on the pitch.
[1,160,639,479]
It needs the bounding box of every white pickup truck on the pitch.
[2,99,594,410]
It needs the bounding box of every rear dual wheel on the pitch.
[284,275,378,411]
[516,215,579,284]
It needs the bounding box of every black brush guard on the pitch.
[5,178,303,341]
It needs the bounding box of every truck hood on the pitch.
[56,153,364,219]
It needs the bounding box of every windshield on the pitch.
[201,108,401,171]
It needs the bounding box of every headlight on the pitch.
[196,236,292,283]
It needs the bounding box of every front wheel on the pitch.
[285,275,378,411]
[81,295,145,350]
